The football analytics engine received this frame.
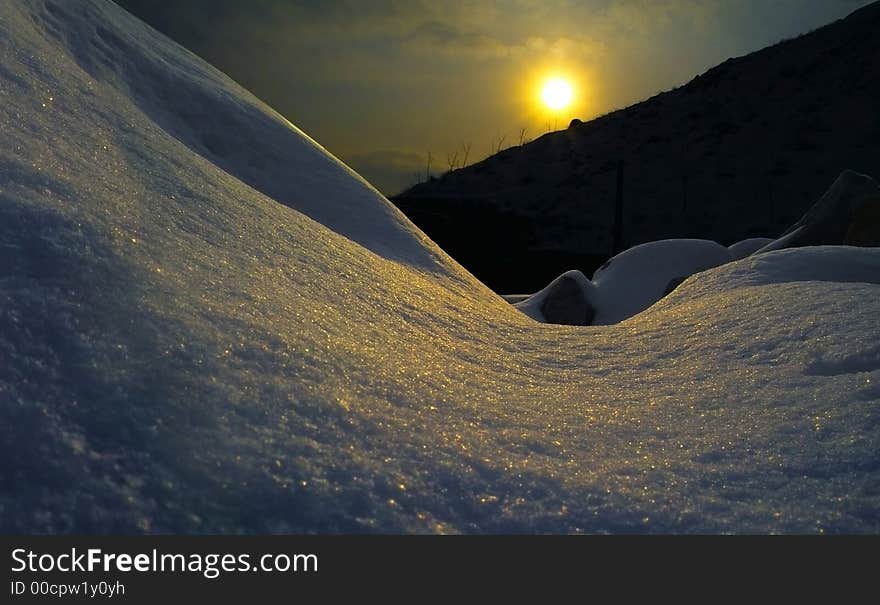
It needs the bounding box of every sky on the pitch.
[115,0,873,195]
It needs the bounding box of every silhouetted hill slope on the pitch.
[394,1,880,292]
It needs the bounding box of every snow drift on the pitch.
[513,238,732,326]
[2,0,879,533]
[515,171,880,327]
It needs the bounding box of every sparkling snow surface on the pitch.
[2,0,879,533]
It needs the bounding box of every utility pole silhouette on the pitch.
[612,159,625,255]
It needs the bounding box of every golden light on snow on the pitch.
[541,78,573,110]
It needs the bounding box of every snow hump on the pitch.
[8,0,453,270]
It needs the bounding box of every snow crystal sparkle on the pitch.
[0,0,879,534]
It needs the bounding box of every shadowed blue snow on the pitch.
[1,0,879,533]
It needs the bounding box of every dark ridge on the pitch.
[393,1,880,292]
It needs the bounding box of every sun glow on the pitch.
[541,78,573,110]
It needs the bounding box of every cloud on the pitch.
[402,20,603,63]
[522,35,604,59]
[405,21,512,59]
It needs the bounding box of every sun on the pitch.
[541,78,573,110]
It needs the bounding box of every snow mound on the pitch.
[656,245,880,307]
[517,239,733,325]
[2,0,880,534]
[16,0,450,270]
[590,239,732,324]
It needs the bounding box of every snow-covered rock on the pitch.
[589,239,733,324]
[757,170,880,254]
[518,239,732,326]
[514,270,595,325]
[2,0,880,534]
[728,237,774,260]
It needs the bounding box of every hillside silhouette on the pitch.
[394,1,880,292]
